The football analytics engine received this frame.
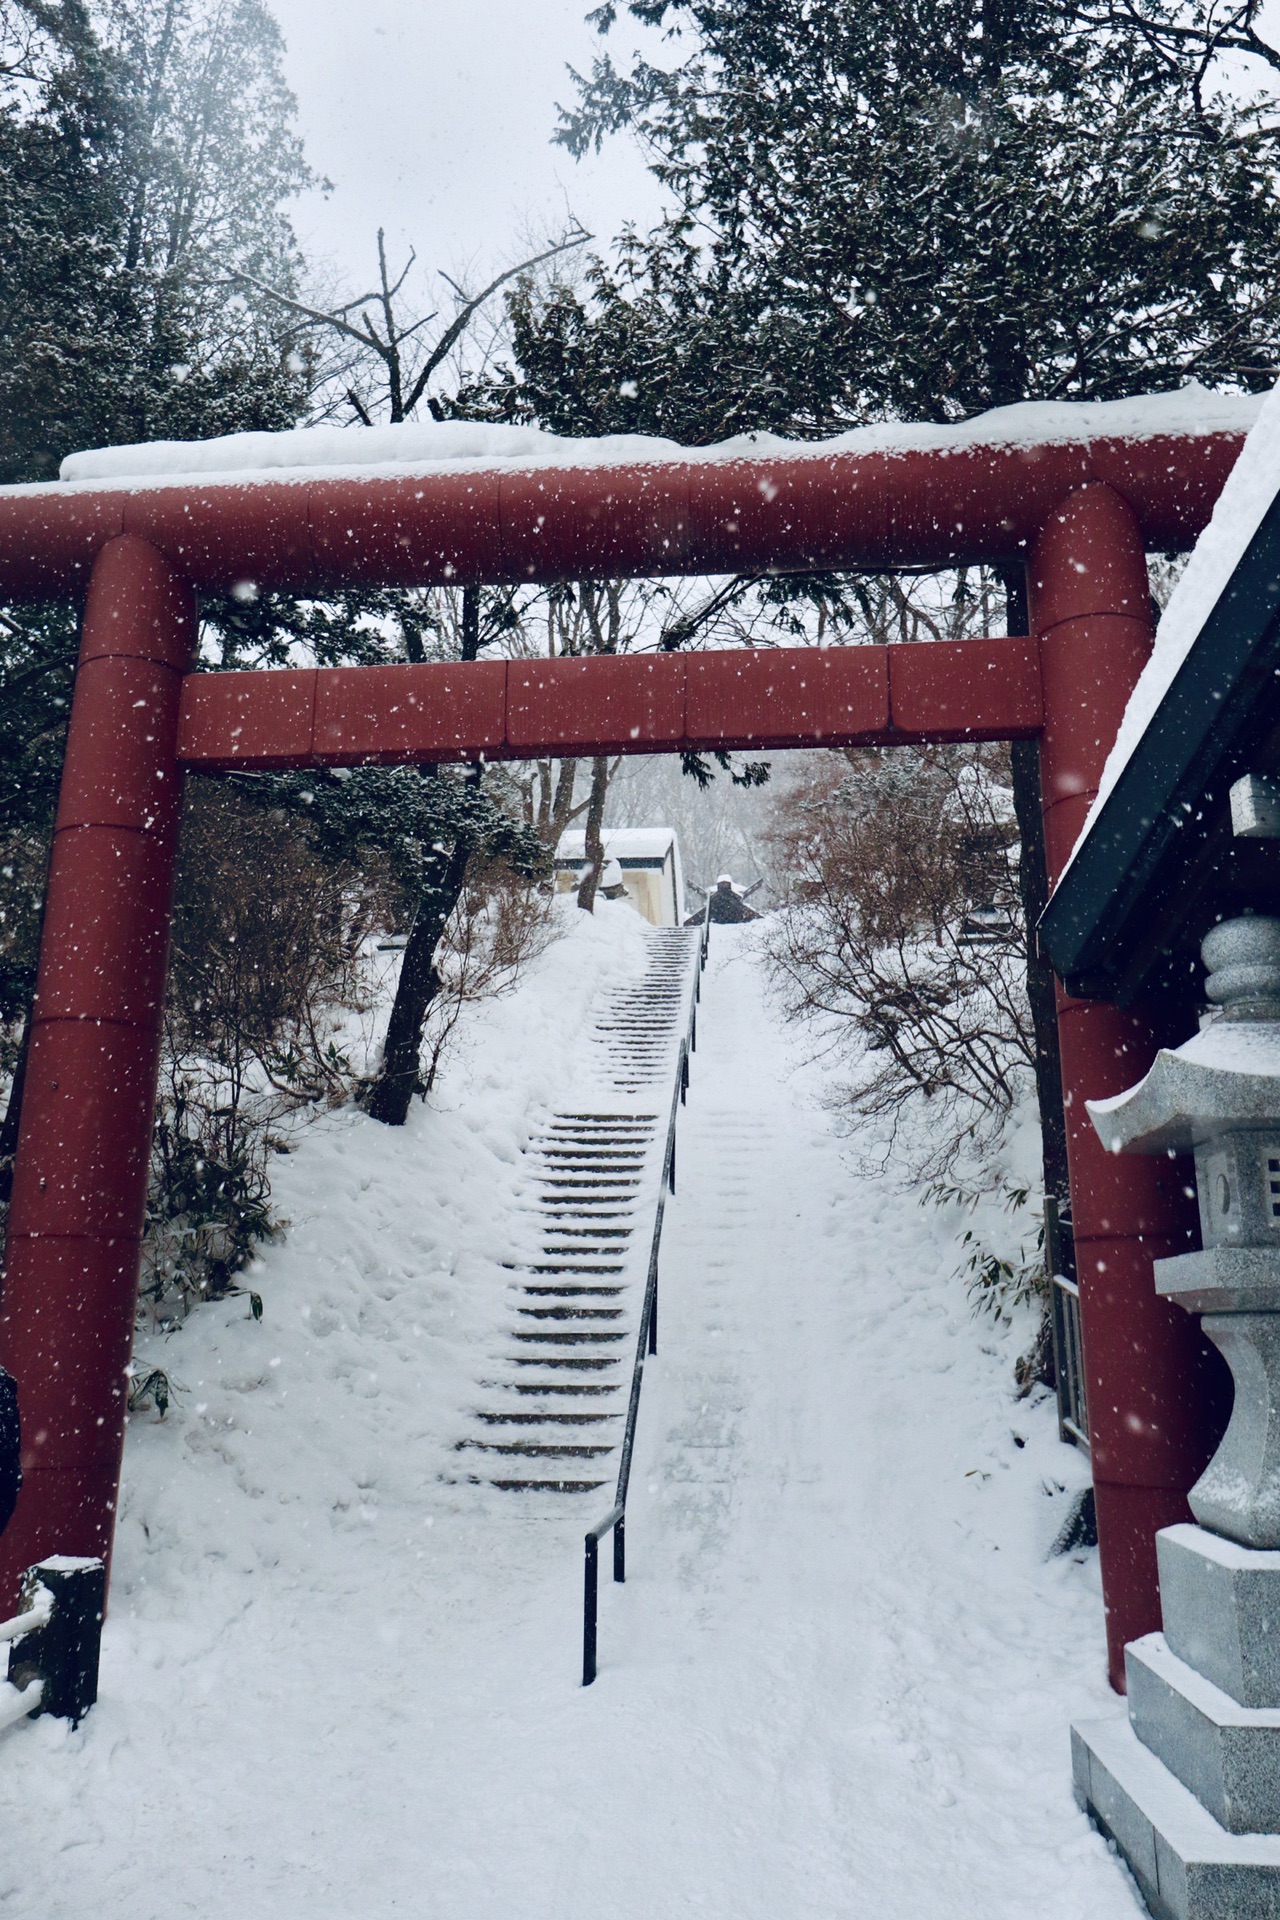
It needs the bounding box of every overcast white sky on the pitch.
[268,0,668,298]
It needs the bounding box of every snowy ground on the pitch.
[0,910,1142,1918]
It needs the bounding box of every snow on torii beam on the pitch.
[0,422,1246,603]
[0,408,1253,1696]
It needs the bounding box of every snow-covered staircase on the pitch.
[453,926,701,1493]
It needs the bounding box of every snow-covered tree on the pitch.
[0,0,313,1190]
[543,0,1280,431]
[478,0,1280,1221]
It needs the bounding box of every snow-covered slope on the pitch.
[0,917,1133,1919]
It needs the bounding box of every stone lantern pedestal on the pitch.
[1073,918,1280,1918]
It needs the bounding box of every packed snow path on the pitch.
[453,925,700,1494]
[1,918,1142,1918]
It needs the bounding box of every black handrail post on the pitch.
[614,1512,626,1583]
[583,1532,599,1685]
[6,1558,105,1726]
[649,1275,658,1355]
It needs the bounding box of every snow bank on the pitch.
[1070,374,1280,862]
[59,383,1259,487]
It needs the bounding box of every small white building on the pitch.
[555,827,686,927]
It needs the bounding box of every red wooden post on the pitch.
[1031,483,1225,1689]
[0,535,195,1606]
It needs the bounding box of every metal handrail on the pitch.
[583,902,709,1685]
[1051,1272,1090,1452]
[1044,1195,1088,1453]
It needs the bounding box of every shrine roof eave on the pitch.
[1041,493,1280,1005]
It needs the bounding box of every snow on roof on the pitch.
[58,385,1260,489]
[557,827,678,863]
[1068,376,1280,872]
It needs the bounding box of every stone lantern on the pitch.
[1072,915,1280,1920]
[1090,915,1280,1550]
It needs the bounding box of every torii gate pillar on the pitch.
[0,535,194,1597]
[1031,483,1225,1688]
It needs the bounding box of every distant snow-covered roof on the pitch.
[59,385,1260,488]
[557,827,678,864]
[1070,376,1280,868]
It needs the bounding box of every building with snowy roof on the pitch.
[555,827,685,927]
[686,876,760,925]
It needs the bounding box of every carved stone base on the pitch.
[1191,1315,1280,1548]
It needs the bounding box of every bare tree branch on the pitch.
[218,267,389,354]
[225,223,590,424]
[399,227,592,417]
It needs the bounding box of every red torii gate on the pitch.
[0,423,1246,1688]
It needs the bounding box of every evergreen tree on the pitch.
[486,0,1280,1224]
[0,0,311,485]
[535,0,1280,435]
[0,0,314,1184]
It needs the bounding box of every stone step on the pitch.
[479,1379,620,1396]
[538,1147,647,1158]
[488,1477,608,1493]
[537,1167,644,1182]
[510,1328,627,1345]
[539,1249,628,1260]
[1127,1633,1280,1833]
[1073,1713,1280,1920]
[536,1191,637,1204]
[541,1228,637,1244]
[537,1164,645,1175]
[504,1354,620,1369]
[475,1411,614,1425]
[1159,1524,1280,1709]
[522,1284,624,1297]
[541,1128,652,1138]
[524,1264,626,1276]
[517,1306,624,1321]
[541,1125,652,1133]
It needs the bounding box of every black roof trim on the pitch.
[1040,490,1280,998]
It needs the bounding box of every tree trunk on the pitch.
[1002,570,1071,1220]
[364,831,471,1126]
[576,755,610,911]
[546,757,579,847]
[365,589,487,1127]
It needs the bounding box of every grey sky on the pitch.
[269,0,666,295]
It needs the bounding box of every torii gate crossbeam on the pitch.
[0,423,1246,1689]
